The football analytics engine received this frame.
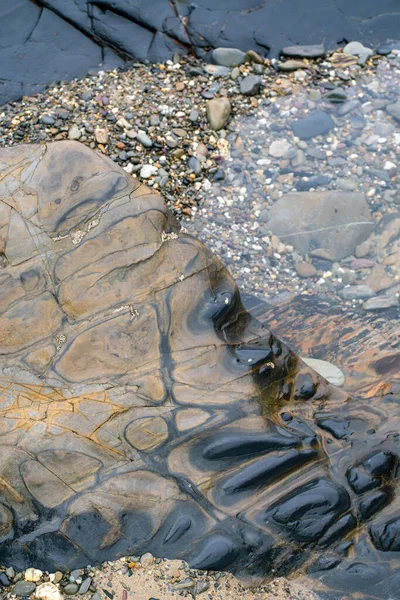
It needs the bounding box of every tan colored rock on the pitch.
[366,264,393,292]
[294,262,317,278]
[355,240,372,258]
[95,128,109,144]
[206,97,231,131]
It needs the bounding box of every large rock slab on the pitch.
[267,191,374,260]
[0,142,399,599]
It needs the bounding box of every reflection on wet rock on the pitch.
[0,142,398,600]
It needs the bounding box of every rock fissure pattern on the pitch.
[0,141,399,600]
[2,0,400,104]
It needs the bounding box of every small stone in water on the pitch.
[240,75,262,96]
[295,262,317,278]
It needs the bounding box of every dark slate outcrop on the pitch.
[1,0,400,105]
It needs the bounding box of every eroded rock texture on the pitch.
[2,0,400,104]
[0,141,399,599]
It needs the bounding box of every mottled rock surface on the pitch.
[0,142,399,600]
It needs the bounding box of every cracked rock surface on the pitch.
[0,141,399,600]
[2,0,400,104]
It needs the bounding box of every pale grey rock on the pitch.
[268,191,373,260]
[212,47,246,67]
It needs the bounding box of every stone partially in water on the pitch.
[267,191,374,260]
[0,142,398,599]
[291,111,334,140]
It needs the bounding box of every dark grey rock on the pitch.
[281,44,325,58]
[240,75,262,96]
[324,88,347,104]
[291,111,334,140]
[188,156,201,175]
[41,115,55,126]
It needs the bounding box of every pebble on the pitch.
[269,139,291,158]
[366,264,393,293]
[343,41,373,65]
[136,130,153,147]
[0,573,10,587]
[211,47,246,67]
[323,87,347,104]
[240,75,262,96]
[64,583,79,595]
[68,125,81,140]
[363,295,398,310]
[204,64,229,77]
[386,103,400,123]
[78,578,92,594]
[294,262,317,278]
[95,128,109,144]
[291,111,334,140]
[116,117,131,129]
[337,99,360,116]
[206,97,231,131]
[25,569,43,583]
[282,44,325,58]
[338,285,375,300]
[140,552,154,568]
[13,581,37,597]
[41,115,55,125]
[278,60,307,71]
[140,165,158,179]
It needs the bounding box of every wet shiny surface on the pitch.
[0,142,399,599]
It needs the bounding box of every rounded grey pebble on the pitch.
[64,583,80,595]
[12,581,36,597]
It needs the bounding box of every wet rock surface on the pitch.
[2,0,400,104]
[0,141,398,600]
